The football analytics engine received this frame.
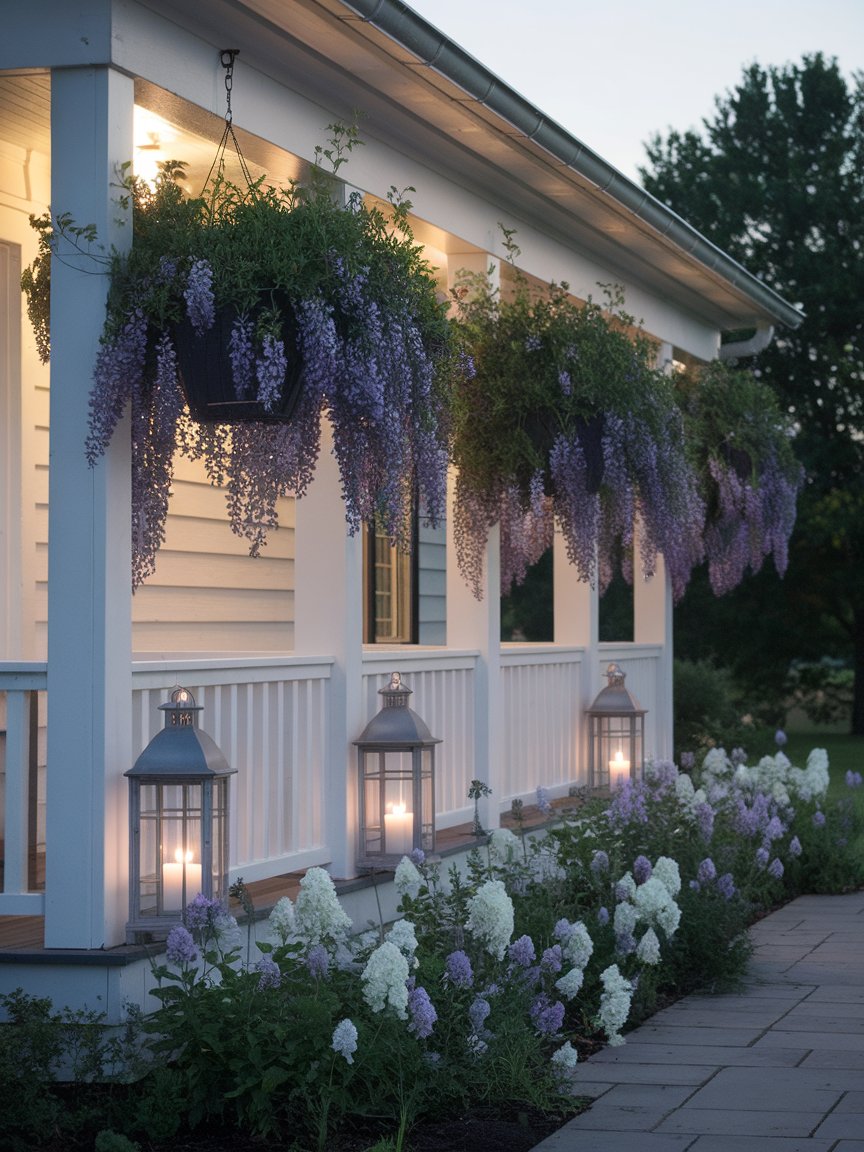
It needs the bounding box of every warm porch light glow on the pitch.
[162,848,202,911]
[609,749,631,789]
[384,802,414,855]
[133,106,181,187]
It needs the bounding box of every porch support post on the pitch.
[553,529,599,785]
[446,252,502,830]
[633,525,674,762]
[45,66,133,948]
[294,419,364,880]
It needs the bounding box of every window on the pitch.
[364,522,418,644]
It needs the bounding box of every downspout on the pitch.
[718,324,775,360]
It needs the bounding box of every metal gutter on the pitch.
[344,0,804,331]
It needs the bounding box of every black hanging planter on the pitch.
[522,411,606,497]
[173,291,306,424]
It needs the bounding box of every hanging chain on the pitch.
[202,49,254,194]
[220,49,238,124]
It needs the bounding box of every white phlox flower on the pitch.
[613,901,639,937]
[268,896,296,944]
[331,1018,358,1064]
[597,964,632,1046]
[633,876,681,938]
[294,867,352,947]
[561,921,594,969]
[551,1040,580,1082]
[362,940,410,1018]
[386,917,419,962]
[394,856,423,896]
[465,879,515,959]
[488,826,522,863]
[615,872,637,901]
[652,857,681,898]
[675,773,695,806]
[636,927,661,965]
[555,965,585,1000]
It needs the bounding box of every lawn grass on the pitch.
[782,731,864,796]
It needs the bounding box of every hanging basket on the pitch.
[522,411,606,497]
[173,291,306,424]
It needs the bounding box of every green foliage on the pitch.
[785,660,853,728]
[674,658,771,760]
[451,268,664,505]
[641,53,864,731]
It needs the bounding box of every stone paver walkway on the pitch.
[532,890,864,1151]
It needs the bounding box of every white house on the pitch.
[0,0,801,1015]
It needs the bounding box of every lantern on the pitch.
[125,686,235,942]
[586,663,646,790]
[355,672,439,868]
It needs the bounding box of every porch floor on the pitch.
[0,798,581,958]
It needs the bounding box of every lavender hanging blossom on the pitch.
[184,259,215,333]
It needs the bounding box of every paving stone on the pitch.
[571,1062,709,1085]
[679,1065,843,1112]
[756,1028,864,1051]
[588,1042,806,1068]
[531,1132,693,1151]
[594,1083,695,1109]
[688,1137,835,1152]
[647,1006,792,1029]
[835,1092,864,1111]
[814,1112,864,1140]
[800,1050,864,1071]
[623,1023,769,1046]
[559,1104,679,1131]
[657,1108,823,1137]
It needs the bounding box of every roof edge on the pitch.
[343,0,804,330]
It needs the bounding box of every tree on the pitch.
[640,53,864,733]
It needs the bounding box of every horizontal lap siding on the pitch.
[132,456,296,654]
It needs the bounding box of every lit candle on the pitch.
[162,848,203,911]
[383,802,414,855]
[609,749,630,789]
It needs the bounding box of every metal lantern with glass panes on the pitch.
[125,686,235,942]
[355,672,439,869]
[586,663,647,790]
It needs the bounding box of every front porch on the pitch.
[0,641,667,965]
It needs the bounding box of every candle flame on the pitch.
[174,848,194,864]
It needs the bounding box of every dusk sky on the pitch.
[407,1,863,181]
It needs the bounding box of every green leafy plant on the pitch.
[22,124,455,587]
[450,239,704,600]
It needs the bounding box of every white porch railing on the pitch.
[1,646,665,922]
[0,663,47,915]
[131,658,334,885]
[599,643,667,763]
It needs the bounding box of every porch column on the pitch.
[446,252,502,830]
[633,524,674,762]
[553,528,599,785]
[293,419,364,880]
[45,66,133,948]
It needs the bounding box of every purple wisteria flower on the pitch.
[680,751,695,772]
[755,847,770,869]
[597,906,610,926]
[607,779,650,827]
[536,786,553,816]
[763,816,786,843]
[255,332,288,412]
[166,924,199,966]
[410,847,426,866]
[468,996,491,1033]
[695,801,715,841]
[590,850,610,876]
[615,932,637,956]
[813,811,826,828]
[768,857,785,880]
[717,873,736,901]
[789,836,802,858]
[697,858,717,885]
[633,855,653,884]
[540,945,563,974]
[229,315,255,399]
[307,943,330,980]
[408,985,438,1039]
[444,950,474,989]
[775,729,788,748]
[508,935,537,968]
[332,1018,358,1064]
[846,771,863,788]
[530,995,565,1037]
[730,747,748,767]
[255,955,282,990]
[184,259,215,333]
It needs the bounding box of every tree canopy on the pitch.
[640,53,864,732]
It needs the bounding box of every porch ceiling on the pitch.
[137,0,800,335]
